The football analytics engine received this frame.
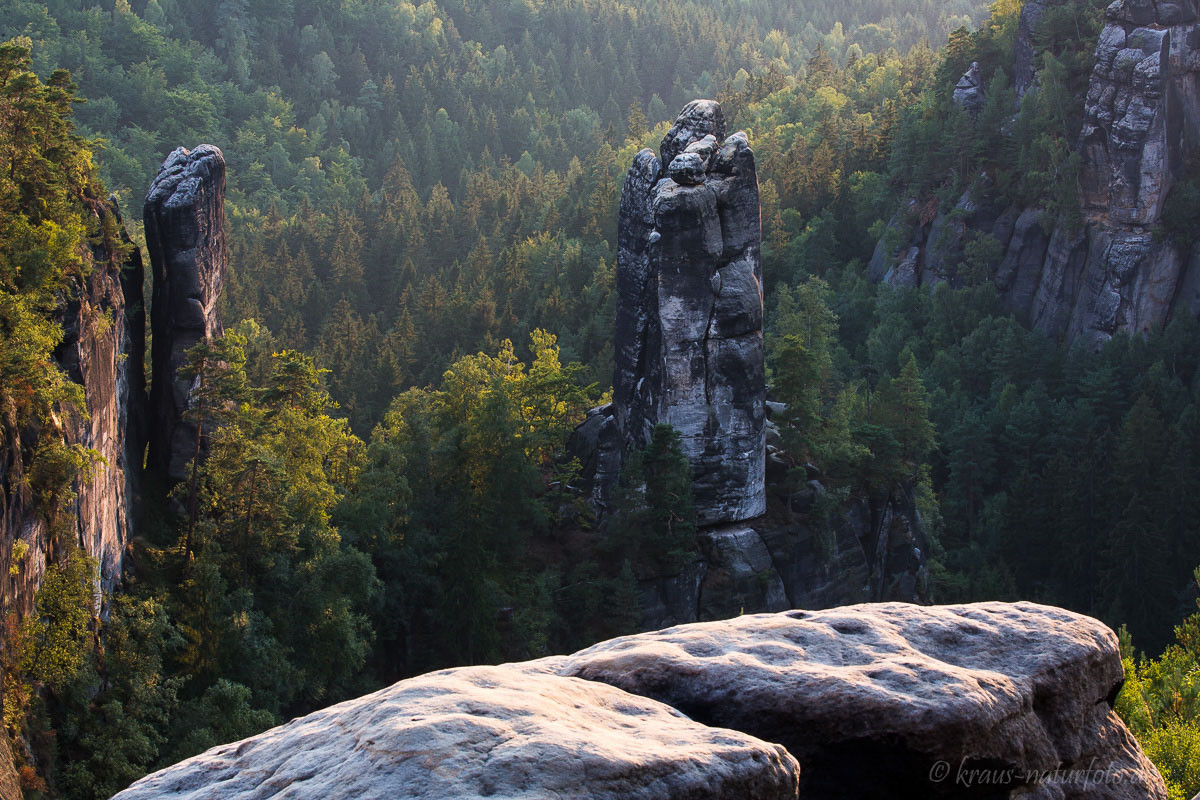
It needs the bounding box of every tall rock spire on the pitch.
[144,145,228,485]
[612,100,766,525]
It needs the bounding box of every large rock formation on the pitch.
[114,664,800,800]
[0,199,145,611]
[116,602,1166,799]
[609,100,766,525]
[870,0,1200,346]
[572,102,926,629]
[560,602,1164,799]
[145,145,228,485]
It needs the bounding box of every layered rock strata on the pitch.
[115,602,1166,800]
[145,145,228,485]
[609,100,766,525]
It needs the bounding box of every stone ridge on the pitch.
[610,99,766,525]
[144,145,228,485]
[112,602,1166,800]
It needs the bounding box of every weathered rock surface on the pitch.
[559,602,1167,799]
[118,603,1165,799]
[1015,0,1050,98]
[953,61,986,114]
[113,664,800,800]
[0,199,145,613]
[145,145,227,485]
[871,0,1200,345]
[0,732,20,800]
[608,100,765,525]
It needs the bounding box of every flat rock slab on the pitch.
[112,664,799,800]
[557,602,1166,799]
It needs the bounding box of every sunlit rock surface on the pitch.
[116,603,1164,800]
[113,664,800,800]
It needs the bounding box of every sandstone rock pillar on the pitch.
[144,145,227,485]
[613,101,766,524]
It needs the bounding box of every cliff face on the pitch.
[115,602,1166,800]
[0,200,145,614]
[872,0,1200,346]
[2,144,226,622]
[145,145,228,486]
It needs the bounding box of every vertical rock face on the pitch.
[144,145,227,485]
[613,100,766,525]
[870,0,1200,346]
[0,200,145,612]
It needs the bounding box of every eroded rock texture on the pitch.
[118,603,1165,800]
[560,602,1167,800]
[113,664,800,800]
[145,145,228,485]
[611,100,765,525]
[0,199,144,612]
[870,0,1200,346]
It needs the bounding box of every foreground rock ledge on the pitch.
[114,603,1165,800]
[112,665,799,800]
[559,601,1165,799]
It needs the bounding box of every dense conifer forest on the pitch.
[3,0,1200,796]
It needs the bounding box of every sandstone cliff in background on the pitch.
[113,602,1167,800]
[0,199,144,614]
[871,0,1200,346]
[2,144,227,626]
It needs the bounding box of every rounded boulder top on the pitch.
[660,100,726,168]
[668,152,708,185]
[145,145,226,210]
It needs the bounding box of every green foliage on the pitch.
[336,330,596,673]
[54,596,183,800]
[1118,574,1200,799]
[604,425,699,576]
[20,547,96,693]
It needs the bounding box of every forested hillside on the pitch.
[3,0,1200,796]
[3,0,987,429]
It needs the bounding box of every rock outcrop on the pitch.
[0,199,145,612]
[145,145,228,485]
[870,0,1200,346]
[953,61,986,114]
[114,664,800,800]
[609,100,766,526]
[572,101,926,629]
[117,602,1166,799]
